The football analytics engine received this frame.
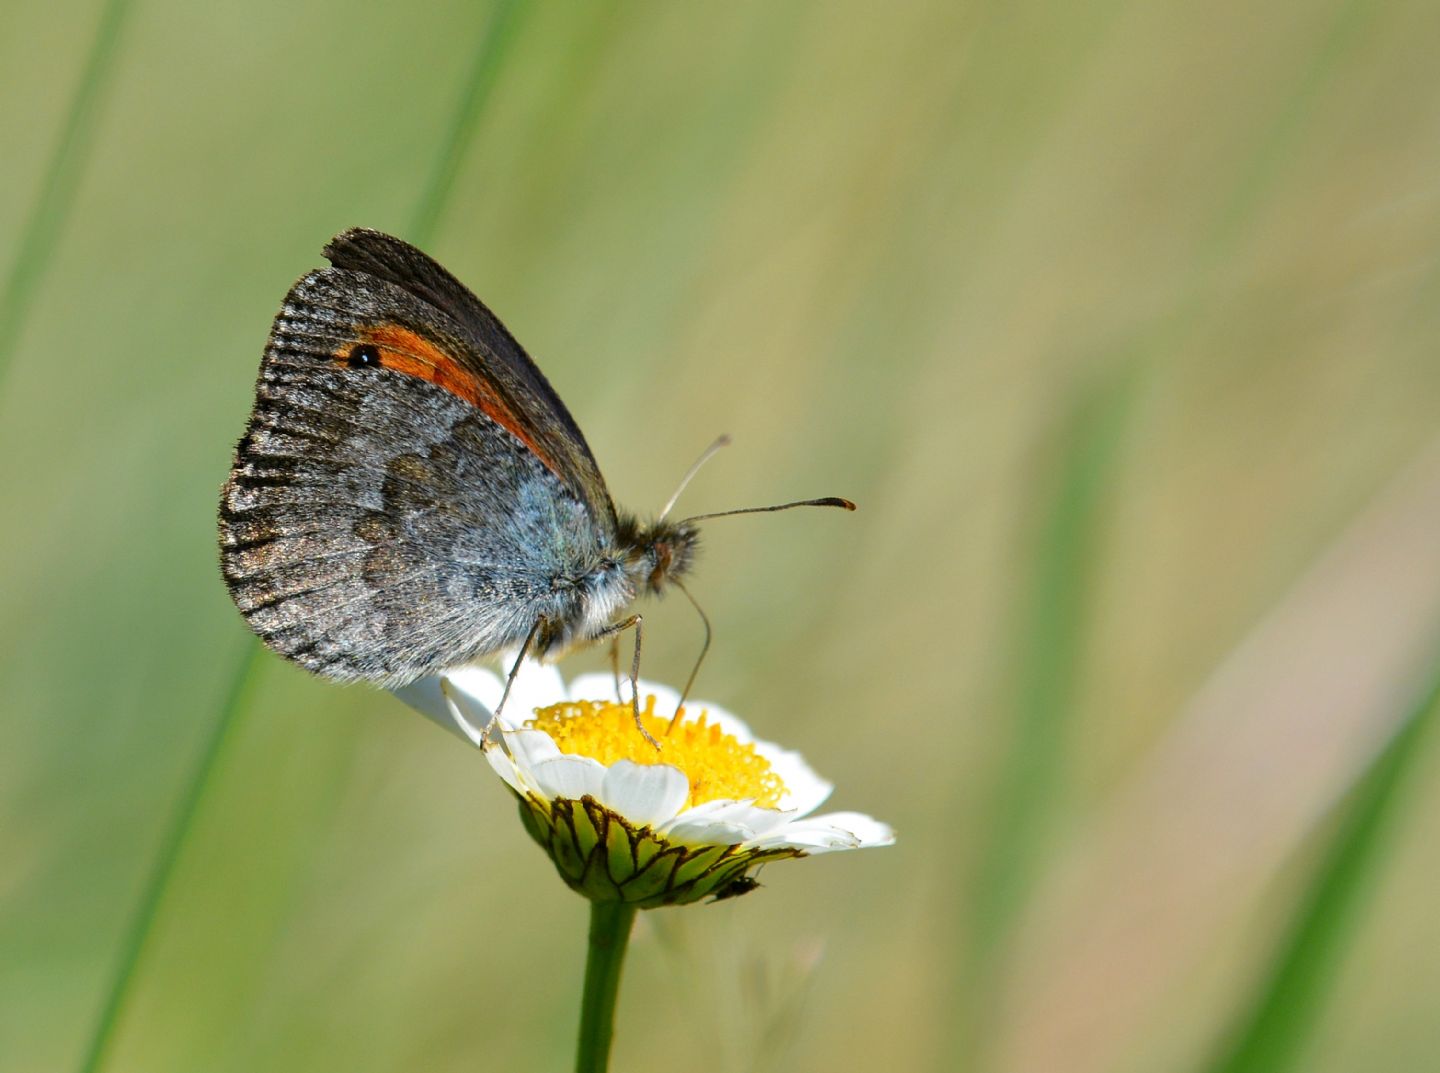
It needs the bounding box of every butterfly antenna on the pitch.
[678,497,856,525]
[668,579,712,732]
[658,434,732,522]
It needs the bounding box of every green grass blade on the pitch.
[960,371,1133,1054]
[71,7,529,1069]
[953,8,1377,1011]
[1199,639,1440,1073]
[963,0,1381,991]
[75,641,260,1073]
[1196,0,1381,279]
[0,0,133,389]
[409,0,528,247]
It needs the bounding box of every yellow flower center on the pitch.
[526,695,786,809]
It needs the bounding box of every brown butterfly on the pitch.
[219,229,851,707]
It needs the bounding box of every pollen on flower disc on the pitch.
[527,696,786,809]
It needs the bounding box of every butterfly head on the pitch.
[617,515,700,596]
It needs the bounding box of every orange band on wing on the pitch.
[341,323,562,476]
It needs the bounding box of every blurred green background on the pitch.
[5,1,1440,1071]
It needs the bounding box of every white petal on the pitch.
[390,670,498,748]
[390,675,453,730]
[756,742,833,817]
[811,811,895,846]
[486,727,564,796]
[497,661,568,725]
[599,760,690,827]
[662,798,794,838]
[531,755,606,802]
[496,726,563,776]
[443,666,506,713]
[749,811,895,854]
[661,816,756,847]
[568,672,628,705]
[484,745,529,795]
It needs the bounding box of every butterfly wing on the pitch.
[322,228,618,528]
[219,235,622,686]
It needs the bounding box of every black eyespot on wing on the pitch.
[347,343,381,368]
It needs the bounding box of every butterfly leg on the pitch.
[484,621,541,745]
[591,614,659,750]
[670,578,711,730]
[608,635,623,702]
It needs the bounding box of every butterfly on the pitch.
[219,229,851,711]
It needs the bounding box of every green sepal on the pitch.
[633,837,663,873]
[516,795,551,850]
[576,800,624,901]
[670,844,731,888]
[548,798,589,883]
[618,843,686,903]
[603,811,639,886]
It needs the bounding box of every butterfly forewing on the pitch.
[322,228,618,530]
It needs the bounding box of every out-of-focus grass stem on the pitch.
[75,642,259,1073]
[410,0,526,248]
[959,0,1386,1057]
[70,4,530,1069]
[0,0,133,391]
[961,371,1131,1058]
[1200,635,1440,1073]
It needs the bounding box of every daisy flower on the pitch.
[394,661,894,907]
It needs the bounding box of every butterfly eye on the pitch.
[347,343,382,368]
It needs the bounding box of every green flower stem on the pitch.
[575,902,637,1073]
